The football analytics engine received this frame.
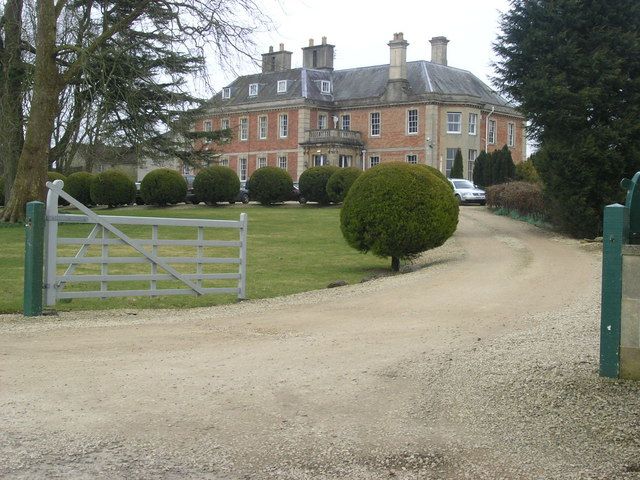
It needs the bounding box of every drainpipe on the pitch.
[485,106,495,151]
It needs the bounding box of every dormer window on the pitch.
[248,83,259,96]
[277,80,288,93]
[222,87,231,99]
[320,80,331,94]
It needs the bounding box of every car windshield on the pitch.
[453,180,475,189]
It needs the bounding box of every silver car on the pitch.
[448,178,486,205]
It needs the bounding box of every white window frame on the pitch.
[507,122,515,147]
[369,155,380,168]
[222,87,231,99]
[277,80,287,93]
[220,118,230,130]
[278,155,288,170]
[258,156,267,169]
[488,119,497,145]
[220,157,229,167]
[258,115,267,140]
[320,80,331,94]
[469,113,478,136]
[279,114,288,138]
[239,117,248,141]
[447,112,462,134]
[248,83,259,97]
[406,154,418,164]
[203,120,212,144]
[407,109,418,135]
[341,114,350,131]
[338,155,352,168]
[370,112,381,137]
[318,113,327,130]
[239,157,248,181]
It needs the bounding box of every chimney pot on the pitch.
[322,36,327,45]
[268,46,273,53]
[309,38,314,47]
[279,43,284,51]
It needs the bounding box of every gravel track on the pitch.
[1,208,639,479]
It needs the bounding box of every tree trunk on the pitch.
[391,256,400,272]
[0,0,25,204]
[2,0,61,222]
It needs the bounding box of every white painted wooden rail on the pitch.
[44,180,247,305]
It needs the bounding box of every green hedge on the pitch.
[193,166,240,205]
[486,181,545,218]
[326,167,362,204]
[65,172,94,206]
[140,169,187,206]
[299,165,340,205]
[90,170,136,207]
[247,166,293,205]
[340,162,459,271]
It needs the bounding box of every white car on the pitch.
[448,178,486,205]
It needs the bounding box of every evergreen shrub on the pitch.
[486,181,545,217]
[326,167,362,204]
[340,162,459,271]
[193,166,240,205]
[140,169,187,206]
[65,172,94,206]
[247,166,293,205]
[0,176,4,206]
[90,170,136,207]
[450,149,464,178]
[299,165,339,204]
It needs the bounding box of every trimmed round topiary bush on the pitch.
[340,162,459,271]
[90,169,136,207]
[247,166,293,205]
[140,169,187,206]
[65,172,94,206]
[47,171,67,183]
[299,165,340,205]
[326,167,362,204]
[193,166,240,205]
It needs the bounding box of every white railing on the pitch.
[44,180,247,304]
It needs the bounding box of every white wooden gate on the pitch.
[44,180,247,305]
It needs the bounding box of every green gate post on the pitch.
[600,203,629,378]
[24,201,45,316]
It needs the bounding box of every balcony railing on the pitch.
[303,129,363,145]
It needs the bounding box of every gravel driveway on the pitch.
[1,208,639,479]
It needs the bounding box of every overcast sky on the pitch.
[206,0,512,92]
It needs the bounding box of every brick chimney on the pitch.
[388,32,409,81]
[430,36,449,66]
[261,43,292,73]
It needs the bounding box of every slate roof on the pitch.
[210,60,515,112]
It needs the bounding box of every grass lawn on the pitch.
[0,203,390,314]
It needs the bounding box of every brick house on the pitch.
[194,33,525,181]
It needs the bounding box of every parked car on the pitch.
[231,182,250,204]
[448,178,486,205]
